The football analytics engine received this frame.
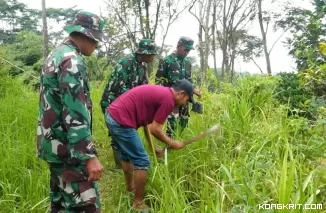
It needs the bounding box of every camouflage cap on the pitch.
[136,39,158,55]
[64,11,108,42]
[177,36,194,50]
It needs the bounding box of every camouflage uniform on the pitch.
[155,37,195,138]
[37,11,107,213]
[100,39,158,168]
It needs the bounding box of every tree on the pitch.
[277,0,326,71]
[104,0,194,75]
[0,0,40,44]
[4,31,43,66]
[189,0,215,82]
[256,0,290,75]
[237,33,263,74]
[42,0,49,58]
[215,0,256,80]
[46,7,80,46]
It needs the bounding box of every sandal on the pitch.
[132,202,152,212]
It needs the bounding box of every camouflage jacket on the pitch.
[100,53,148,112]
[155,51,192,87]
[36,39,97,165]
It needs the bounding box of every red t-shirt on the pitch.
[108,85,175,129]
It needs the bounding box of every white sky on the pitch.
[19,0,313,74]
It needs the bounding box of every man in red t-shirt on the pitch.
[105,79,195,211]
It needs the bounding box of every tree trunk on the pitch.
[221,0,227,79]
[258,0,272,75]
[212,3,218,80]
[202,0,212,80]
[198,25,205,84]
[230,48,236,80]
[42,0,49,59]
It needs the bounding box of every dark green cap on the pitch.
[136,39,158,55]
[177,36,194,50]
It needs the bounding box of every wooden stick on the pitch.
[144,125,157,164]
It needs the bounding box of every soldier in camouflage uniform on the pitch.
[37,11,107,213]
[100,39,158,169]
[155,36,201,138]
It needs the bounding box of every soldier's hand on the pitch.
[86,157,103,182]
[169,140,185,150]
[194,88,201,98]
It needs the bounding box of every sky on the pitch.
[19,0,314,74]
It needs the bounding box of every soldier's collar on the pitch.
[62,38,81,54]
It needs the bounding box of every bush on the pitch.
[274,72,313,117]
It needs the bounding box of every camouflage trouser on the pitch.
[49,163,101,213]
[167,103,190,138]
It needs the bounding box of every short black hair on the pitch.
[70,31,86,38]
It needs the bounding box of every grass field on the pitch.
[1,74,326,212]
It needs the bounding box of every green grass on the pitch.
[1,75,326,212]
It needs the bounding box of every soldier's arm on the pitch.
[155,58,167,85]
[100,61,130,111]
[108,62,130,94]
[58,57,97,162]
[185,59,193,83]
[100,80,111,113]
[166,61,180,85]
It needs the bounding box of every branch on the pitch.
[144,0,151,38]
[152,0,162,39]
[105,0,135,43]
[188,0,202,25]
[233,2,256,31]
[225,0,235,21]
[251,57,264,74]
[171,0,196,23]
[268,28,288,55]
[136,0,146,38]
[265,20,269,35]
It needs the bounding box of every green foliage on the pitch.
[274,72,313,117]
[84,54,112,81]
[0,75,49,212]
[298,42,326,97]
[279,0,326,71]
[4,31,43,66]
[1,73,326,212]
[204,67,219,91]
[222,75,278,112]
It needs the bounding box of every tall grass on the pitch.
[0,76,49,213]
[1,75,325,212]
